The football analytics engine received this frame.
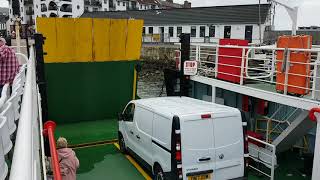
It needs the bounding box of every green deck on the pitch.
[55,119,118,145]
[75,144,143,180]
[55,120,311,180]
[245,82,313,100]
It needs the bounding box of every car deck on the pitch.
[55,119,311,180]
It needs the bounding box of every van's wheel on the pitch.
[118,134,127,154]
[153,165,165,180]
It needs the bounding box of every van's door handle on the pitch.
[136,135,140,139]
[199,157,211,162]
[130,131,134,135]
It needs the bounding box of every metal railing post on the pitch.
[215,46,219,78]
[43,121,62,180]
[309,108,320,180]
[271,50,276,82]
[284,49,290,95]
[240,48,246,85]
[312,53,320,100]
[271,145,276,180]
[34,34,49,122]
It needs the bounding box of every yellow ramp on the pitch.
[36,18,57,63]
[93,19,111,61]
[56,18,75,62]
[75,18,93,62]
[109,19,128,61]
[36,18,144,63]
[126,20,144,60]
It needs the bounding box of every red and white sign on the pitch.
[184,61,197,75]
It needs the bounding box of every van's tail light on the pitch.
[175,129,183,179]
[172,116,183,179]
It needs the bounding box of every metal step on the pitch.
[272,110,316,153]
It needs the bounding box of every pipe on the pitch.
[43,121,62,180]
[309,108,320,180]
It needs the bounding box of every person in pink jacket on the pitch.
[57,137,80,180]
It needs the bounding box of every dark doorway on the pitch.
[224,26,231,39]
[245,25,253,43]
[159,27,164,42]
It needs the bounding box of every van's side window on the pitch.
[123,103,135,122]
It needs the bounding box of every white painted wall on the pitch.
[143,24,263,44]
[102,0,109,11]
[72,1,84,17]
[116,0,127,11]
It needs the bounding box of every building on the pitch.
[83,0,191,12]
[34,0,84,18]
[0,15,9,36]
[82,4,272,44]
[298,26,320,31]
[0,8,9,36]
[6,0,190,35]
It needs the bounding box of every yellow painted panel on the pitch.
[109,19,127,61]
[126,20,144,60]
[36,18,57,63]
[74,18,93,62]
[56,18,75,62]
[93,19,110,62]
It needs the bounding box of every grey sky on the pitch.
[1,0,319,30]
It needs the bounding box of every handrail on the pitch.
[15,52,29,64]
[248,136,276,180]
[37,87,48,180]
[187,43,320,101]
[309,108,320,180]
[190,43,320,53]
[9,47,40,180]
[245,49,275,79]
[43,121,62,180]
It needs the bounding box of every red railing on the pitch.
[309,108,320,180]
[43,121,62,180]
[309,108,320,122]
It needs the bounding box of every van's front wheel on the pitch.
[118,133,127,154]
[153,165,165,180]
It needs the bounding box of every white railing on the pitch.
[186,43,320,101]
[9,46,46,180]
[264,106,302,143]
[248,136,277,180]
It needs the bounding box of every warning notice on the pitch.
[184,61,198,76]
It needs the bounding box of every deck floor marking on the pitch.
[114,143,152,180]
[72,141,116,150]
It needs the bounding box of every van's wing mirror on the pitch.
[118,113,124,121]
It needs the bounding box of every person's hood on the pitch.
[57,148,75,159]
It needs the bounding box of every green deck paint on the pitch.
[75,144,143,180]
[45,61,136,123]
[55,119,118,145]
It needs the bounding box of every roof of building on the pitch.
[82,4,271,25]
[159,1,183,8]
[137,0,160,5]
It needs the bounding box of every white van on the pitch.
[118,97,247,180]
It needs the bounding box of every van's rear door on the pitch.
[181,116,215,180]
[213,116,244,179]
